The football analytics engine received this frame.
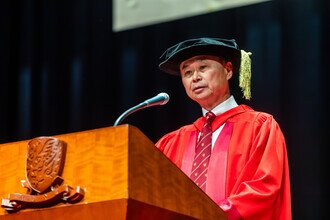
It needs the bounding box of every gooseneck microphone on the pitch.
[113,92,170,126]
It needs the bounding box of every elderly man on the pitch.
[156,38,291,220]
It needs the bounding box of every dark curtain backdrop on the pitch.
[0,0,329,219]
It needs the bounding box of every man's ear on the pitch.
[225,62,233,80]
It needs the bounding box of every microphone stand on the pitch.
[113,103,146,126]
[113,93,169,126]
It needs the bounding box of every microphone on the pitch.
[113,92,170,126]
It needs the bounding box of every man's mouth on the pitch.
[192,85,205,93]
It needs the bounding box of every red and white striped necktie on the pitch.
[190,111,216,191]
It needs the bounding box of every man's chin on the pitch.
[191,94,211,103]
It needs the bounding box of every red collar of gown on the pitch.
[193,104,253,132]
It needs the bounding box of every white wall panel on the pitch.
[113,0,271,32]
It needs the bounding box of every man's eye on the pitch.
[200,65,208,71]
[184,70,193,77]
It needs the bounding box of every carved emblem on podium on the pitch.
[1,137,84,212]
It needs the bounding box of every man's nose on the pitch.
[192,70,201,81]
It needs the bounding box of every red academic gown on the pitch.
[156,105,291,220]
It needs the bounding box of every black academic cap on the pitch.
[158,37,241,75]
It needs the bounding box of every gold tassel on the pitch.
[239,50,252,100]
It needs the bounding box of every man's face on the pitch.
[179,55,233,110]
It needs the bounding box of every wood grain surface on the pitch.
[0,125,226,220]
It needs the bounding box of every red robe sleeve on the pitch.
[156,124,196,168]
[223,112,291,220]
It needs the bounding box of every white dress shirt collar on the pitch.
[202,95,238,116]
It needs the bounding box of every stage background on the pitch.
[0,0,328,219]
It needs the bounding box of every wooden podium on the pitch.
[0,125,226,220]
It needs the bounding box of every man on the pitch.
[156,38,291,220]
